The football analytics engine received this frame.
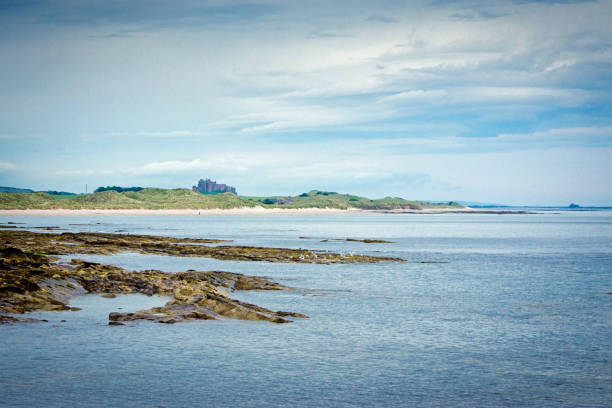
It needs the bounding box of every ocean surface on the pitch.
[1,212,611,407]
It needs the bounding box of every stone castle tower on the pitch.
[192,178,236,194]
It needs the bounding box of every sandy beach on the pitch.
[0,207,495,216]
[0,207,364,216]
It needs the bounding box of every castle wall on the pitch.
[193,178,237,194]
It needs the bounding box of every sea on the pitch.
[0,211,611,407]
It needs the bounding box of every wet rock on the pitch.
[105,275,303,324]
[101,293,116,298]
[0,314,19,324]
[1,244,308,325]
[317,237,394,243]
[0,315,47,324]
[1,230,403,264]
[108,321,125,326]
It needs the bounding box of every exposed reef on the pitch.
[1,246,306,324]
[0,230,404,264]
[0,229,403,325]
[312,237,394,243]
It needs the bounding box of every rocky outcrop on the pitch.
[1,230,404,264]
[1,246,307,325]
[302,237,394,243]
[108,279,307,324]
[0,228,405,325]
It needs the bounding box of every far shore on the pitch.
[0,206,537,216]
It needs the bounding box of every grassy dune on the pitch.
[244,190,462,210]
[0,188,462,210]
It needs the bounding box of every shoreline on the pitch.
[0,207,538,216]
[0,207,364,216]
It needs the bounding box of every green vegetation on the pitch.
[0,186,75,195]
[0,189,257,209]
[39,190,76,196]
[0,188,463,210]
[0,186,35,193]
[94,186,144,193]
[197,191,228,195]
[238,190,463,210]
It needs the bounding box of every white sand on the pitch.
[0,207,367,216]
[0,207,485,216]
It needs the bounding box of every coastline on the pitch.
[0,206,535,216]
[0,207,365,216]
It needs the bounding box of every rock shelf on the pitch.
[0,229,403,325]
[0,246,306,324]
[1,230,404,263]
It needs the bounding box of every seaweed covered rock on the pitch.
[1,229,404,264]
[1,245,307,325]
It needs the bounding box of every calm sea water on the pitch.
[1,212,611,407]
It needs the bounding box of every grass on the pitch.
[239,190,463,210]
[0,188,463,210]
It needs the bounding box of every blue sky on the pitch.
[1,0,611,205]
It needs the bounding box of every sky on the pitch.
[1,0,611,205]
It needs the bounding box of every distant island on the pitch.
[0,186,462,211]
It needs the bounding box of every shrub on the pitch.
[94,186,144,193]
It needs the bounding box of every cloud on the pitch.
[459,87,592,106]
[308,31,352,39]
[132,156,269,176]
[513,0,596,4]
[496,126,612,144]
[381,89,449,102]
[134,158,212,175]
[449,10,509,20]
[365,16,400,23]
[4,0,279,29]
[54,169,114,176]
[200,97,391,134]
[377,87,596,115]
[0,161,15,171]
[105,130,199,138]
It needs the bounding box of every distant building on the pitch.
[192,178,237,194]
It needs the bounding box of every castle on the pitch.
[192,178,237,194]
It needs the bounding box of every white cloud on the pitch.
[0,161,15,171]
[54,169,114,176]
[132,155,278,176]
[105,130,199,138]
[379,86,595,109]
[200,98,391,134]
[381,90,449,102]
[134,158,215,175]
[496,126,612,143]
